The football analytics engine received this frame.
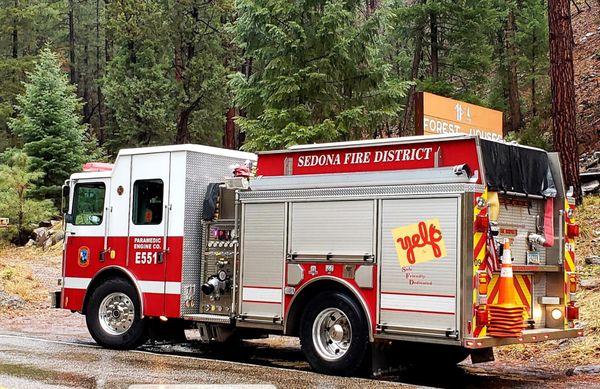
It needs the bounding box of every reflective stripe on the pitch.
[63,277,91,289]
[138,281,181,294]
[381,293,455,314]
[63,277,180,295]
[242,287,282,303]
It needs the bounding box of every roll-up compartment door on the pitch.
[379,197,460,335]
[289,200,375,260]
[240,203,286,320]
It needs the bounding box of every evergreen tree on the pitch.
[387,0,502,134]
[513,0,551,149]
[231,0,408,151]
[9,47,87,202]
[0,150,54,244]
[102,0,174,149]
[0,0,65,152]
[102,0,233,152]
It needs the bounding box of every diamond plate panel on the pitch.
[181,152,248,315]
[239,183,484,202]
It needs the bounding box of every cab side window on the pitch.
[132,179,164,225]
[72,183,106,225]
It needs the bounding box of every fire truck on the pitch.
[53,134,582,376]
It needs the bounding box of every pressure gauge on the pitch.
[217,270,227,281]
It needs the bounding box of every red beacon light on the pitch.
[566,302,579,321]
[474,214,489,233]
[566,223,580,238]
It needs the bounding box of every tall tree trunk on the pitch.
[223,107,237,149]
[531,28,538,117]
[430,10,439,79]
[96,0,105,145]
[82,44,90,122]
[12,0,18,58]
[506,9,523,133]
[68,0,77,84]
[104,0,111,63]
[548,0,581,203]
[401,2,426,136]
[175,108,192,144]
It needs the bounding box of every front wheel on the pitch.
[86,278,147,349]
[300,291,369,376]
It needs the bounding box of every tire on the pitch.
[300,291,369,376]
[86,278,147,349]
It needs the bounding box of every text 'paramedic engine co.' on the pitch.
[296,147,433,167]
[392,219,447,267]
[132,237,163,265]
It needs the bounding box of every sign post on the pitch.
[415,92,504,140]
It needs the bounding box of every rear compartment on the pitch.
[464,140,582,348]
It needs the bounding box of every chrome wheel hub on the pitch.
[312,308,352,361]
[99,292,135,335]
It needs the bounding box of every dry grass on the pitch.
[0,245,56,310]
[497,195,600,367]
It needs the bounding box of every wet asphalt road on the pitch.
[0,332,594,389]
[0,334,410,389]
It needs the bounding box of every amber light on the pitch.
[569,274,579,294]
[478,274,489,295]
[567,223,580,238]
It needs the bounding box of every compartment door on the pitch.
[240,203,286,321]
[379,197,460,335]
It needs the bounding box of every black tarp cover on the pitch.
[480,140,556,197]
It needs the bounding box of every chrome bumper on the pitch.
[464,327,584,349]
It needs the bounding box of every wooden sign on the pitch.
[415,92,503,140]
[0,218,9,228]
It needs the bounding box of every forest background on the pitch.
[0,0,598,241]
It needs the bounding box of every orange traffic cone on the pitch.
[487,239,525,338]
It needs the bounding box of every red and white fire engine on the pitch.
[53,134,582,375]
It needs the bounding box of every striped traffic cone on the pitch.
[487,239,526,337]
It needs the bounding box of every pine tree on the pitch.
[231,0,408,151]
[0,0,65,152]
[102,0,174,149]
[388,0,502,132]
[0,150,54,244]
[9,47,87,203]
[513,0,551,149]
[102,0,232,152]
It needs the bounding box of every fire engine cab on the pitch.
[54,134,582,376]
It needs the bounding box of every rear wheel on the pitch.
[86,278,147,349]
[300,291,369,376]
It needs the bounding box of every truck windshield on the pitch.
[72,182,106,225]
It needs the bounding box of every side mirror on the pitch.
[65,213,74,224]
[61,184,70,215]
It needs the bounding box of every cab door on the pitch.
[63,178,109,310]
[128,153,171,317]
